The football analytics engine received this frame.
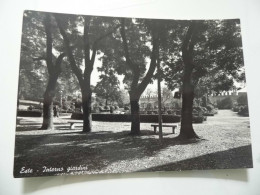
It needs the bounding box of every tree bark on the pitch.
[40,14,65,130]
[179,68,199,139]
[178,21,200,140]
[81,86,92,132]
[129,95,140,135]
[40,74,58,130]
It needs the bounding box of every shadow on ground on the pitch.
[14,126,252,177]
[14,129,199,177]
[16,110,252,193]
[21,144,252,193]
[139,145,253,172]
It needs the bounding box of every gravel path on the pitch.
[14,110,252,177]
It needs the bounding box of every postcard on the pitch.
[14,10,252,177]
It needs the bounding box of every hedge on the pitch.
[71,113,181,123]
[238,105,249,117]
[17,110,42,117]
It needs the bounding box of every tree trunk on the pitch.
[178,60,199,139]
[40,74,58,130]
[81,87,92,132]
[179,83,199,139]
[130,97,140,135]
[178,21,200,140]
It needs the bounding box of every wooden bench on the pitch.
[68,121,83,129]
[151,124,178,134]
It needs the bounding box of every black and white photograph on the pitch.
[13,10,253,178]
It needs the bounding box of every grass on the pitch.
[14,110,252,177]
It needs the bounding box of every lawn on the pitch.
[14,110,253,177]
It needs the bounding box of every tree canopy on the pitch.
[19,11,79,101]
[163,19,244,97]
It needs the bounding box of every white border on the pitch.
[0,0,260,194]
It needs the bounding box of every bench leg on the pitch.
[154,126,157,134]
[70,123,75,130]
[172,127,175,134]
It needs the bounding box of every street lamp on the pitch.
[59,90,63,108]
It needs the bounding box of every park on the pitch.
[14,10,253,177]
[14,109,252,176]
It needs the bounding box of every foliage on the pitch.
[94,66,121,106]
[101,18,166,98]
[19,11,79,101]
[217,96,234,109]
[17,110,42,117]
[71,113,180,123]
[163,19,244,97]
[19,11,47,100]
[237,93,248,105]
[238,105,249,116]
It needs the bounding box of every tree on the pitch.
[117,90,129,107]
[163,19,244,139]
[101,18,176,135]
[55,14,120,132]
[94,69,121,106]
[41,14,65,129]
[40,14,66,130]
[20,11,67,130]
[19,11,48,100]
[119,18,160,135]
[157,87,174,109]
[178,21,200,139]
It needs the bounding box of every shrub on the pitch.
[17,110,42,117]
[237,93,248,105]
[192,115,204,123]
[167,110,173,114]
[71,113,181,123]
[217,97,234,109]
[232,106,239,112]
[147,111,153,114]
[238,105,249,116]
[206,105,214,111]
